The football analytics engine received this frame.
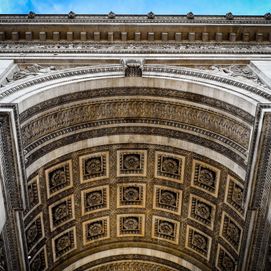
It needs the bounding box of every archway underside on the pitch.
[20,84,251,271]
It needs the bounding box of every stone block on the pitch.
[135,32,141,41]
[148,32,155,41]
[189,32,195,42]
[121,32,127,41]
[215,32,223,42]
[175,32,182,41]
[39,32,46,41]
[53,32,60,41]
[80,32,87,41]
[94,32,100,41]
[202,32,208,42]
[12,32,19,41]
[161,32,168,41]
[67,32,73,41]
[108,32,114,42]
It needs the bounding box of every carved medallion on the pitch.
[29,247,47,271]
[26,176,40,215]
[83,217,109,244]
[25,214,44,252]
[216,245,236,271]
[117,184,146,208]
[154,185,182,215]
[117,150,147,176]
[192,160,220,196]
[152,216,179,244]
[189,195,215,229]
[80,152,109,182]
[220,212,242,253]
[52,227,76,261]
[45,161,72,198]
[82,186,109,215]
[186,226,211,259]
[225,176,245,217]
[118,214,145,236]
[155,152,185,182]
[49,195,74,231]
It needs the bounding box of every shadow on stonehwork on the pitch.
[0,235,7,271]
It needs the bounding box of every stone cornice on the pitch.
[0,14,271,25]
[0,14,270,44]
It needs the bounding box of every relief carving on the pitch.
[83,217,109,244]
[53,228,76,261]
[118,215,145,236]
[153,216,179,244]
[82,186,109,215]
[187,226,211,259]
[221,213,242,253]
[45,161,72,198]
[21,99,250,149]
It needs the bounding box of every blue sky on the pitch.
[0,0,270,15]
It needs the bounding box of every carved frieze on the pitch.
[153,185,182,215]
[191,160,220,197]
[21,99,250,150]
[82,217,110,245]
[45,160,73,198]
[117,183,146,208]
[117,150,147,177]
[81,186,109,215]
[52,227,76,262]
[152,216,180,244]
[185,225,212,260]
[117,214,145,237]
[49,195,75,231]
[79,152,109,183]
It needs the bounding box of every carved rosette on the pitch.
[117,150,147,176]
[118,215,145,236]
[25,214,44,252]
[152,216,179,244]
[83,217,109,244]
[29,247,47,271]
[118,183,146,208]
[225,176,245,217]
[82,186,109,215]
[80,152,109,182]
[192,160,220,196]
[220,212,242,253]
[45,160,73,198]
[186,226,211,259]
[24,176,40,217]
[52,227,76,261]
[49,195,74,230]
[155,152,185,182]
[189,195,216,229]
[154,185,182,215]
[216,245,236,271]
